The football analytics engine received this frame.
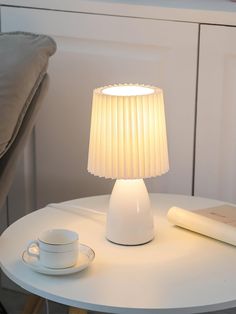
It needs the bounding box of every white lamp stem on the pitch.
[106,179,154,245]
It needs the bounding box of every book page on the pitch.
[196,205,236,227]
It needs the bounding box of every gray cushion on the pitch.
[0,32,56,158]
[0,76,49,210]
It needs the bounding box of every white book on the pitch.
[167,205,236,246]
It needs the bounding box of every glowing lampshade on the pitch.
[88,84,169,179]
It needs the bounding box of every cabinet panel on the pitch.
[0,203,8,235]
[195,25,236,202]
[7,134,36,223]
[2,7,198,208]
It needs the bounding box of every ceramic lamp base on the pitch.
[106,179,154,245]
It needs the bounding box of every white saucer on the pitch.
[22,244,95,275]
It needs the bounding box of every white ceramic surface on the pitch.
[33,229,78,252]
[22,244,95,275]
[107,179,154,245]
[27,229,79,268]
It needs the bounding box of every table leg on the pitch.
[22,296,88,314]
[21,295,43,314]
[68,307,88,314]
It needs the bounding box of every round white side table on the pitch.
[1,193,236,313]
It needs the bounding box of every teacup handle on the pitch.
[27,240,40,258]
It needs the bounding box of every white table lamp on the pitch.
[88,84,169,245]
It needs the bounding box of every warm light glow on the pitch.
[88,83,169,179]
[102,85,155,96]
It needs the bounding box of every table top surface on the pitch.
[1,193,236,314]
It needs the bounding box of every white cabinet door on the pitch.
[0,203,7,235]
[2,7,198,208]
[195,25,236,203]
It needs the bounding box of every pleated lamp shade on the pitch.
[88,84,169,179]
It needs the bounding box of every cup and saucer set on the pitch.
[22,229,95,275]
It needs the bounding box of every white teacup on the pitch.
[27,229,79,269]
